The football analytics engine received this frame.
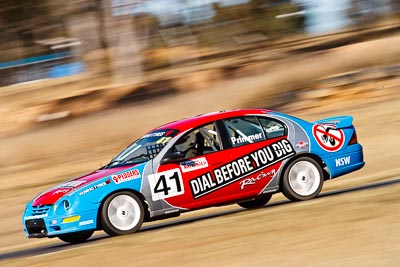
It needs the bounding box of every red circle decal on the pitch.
[312,124,345,152]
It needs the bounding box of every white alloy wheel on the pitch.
[108,195,141,231]
[101,192,144,236]
[288,161,321,196]
[282,157,324,201]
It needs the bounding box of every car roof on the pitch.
[156,109,272,132]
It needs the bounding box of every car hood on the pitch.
[32,165,140,206]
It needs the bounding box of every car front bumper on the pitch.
[23,209,98,238]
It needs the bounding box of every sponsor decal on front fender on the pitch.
[79,179,111,196]
[112,169,141,184]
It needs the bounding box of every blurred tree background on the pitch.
[0,0,52,61]
[0,0,399,84]
[0,0,305,61]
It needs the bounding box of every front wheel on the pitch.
[282,157,324,201]
[238,194,272,209]
[101,191,144,236]
[58,230,94,244]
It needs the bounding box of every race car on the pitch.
[22,109,365,243]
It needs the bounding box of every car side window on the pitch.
[223,116,266,147]
[174,123,222,159]
[258,117,286,139]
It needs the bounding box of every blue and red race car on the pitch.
[22,109,364,243]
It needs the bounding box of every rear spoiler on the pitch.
[314,116,353,128]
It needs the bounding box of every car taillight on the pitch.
[349,131,358,145]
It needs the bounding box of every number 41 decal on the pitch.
[148,169,184,201]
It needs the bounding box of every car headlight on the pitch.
[53,199,73,215]
[63,200,71,211]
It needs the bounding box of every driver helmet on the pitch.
[176,132,197,152]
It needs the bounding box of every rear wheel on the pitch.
[58,230,94,244]
[101,191,144,236]
[282,157,324,201]
[238,194,272,209]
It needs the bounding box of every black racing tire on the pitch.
[282,157,324,201]
[238,194,272,209]
[101,191,144,236]
[58,230,94,244]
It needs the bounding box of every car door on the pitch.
[217,116,295,200]
[151,122,227,210]
[150,116,295,211]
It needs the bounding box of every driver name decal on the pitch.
[112,169,141,184]
[190,139,295,199]
[231,133,263,145]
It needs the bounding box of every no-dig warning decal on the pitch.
[312,124,345,152]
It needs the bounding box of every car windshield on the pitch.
[105,129,179,168]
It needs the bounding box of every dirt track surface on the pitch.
[1,182,399,267]
[1,92,399,267]
[1,36,400,266]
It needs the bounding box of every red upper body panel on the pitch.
[32,166,135,206]
[156,109,271,132]
[32,109,272,207]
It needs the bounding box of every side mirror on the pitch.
[161,151,184,164]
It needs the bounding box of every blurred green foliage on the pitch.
[0,0,50,27]
[191,1,305,47]
[0,0,53,60]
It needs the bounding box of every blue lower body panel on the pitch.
[23,209,98,238]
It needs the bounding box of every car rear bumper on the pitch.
[323,144,365,179]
